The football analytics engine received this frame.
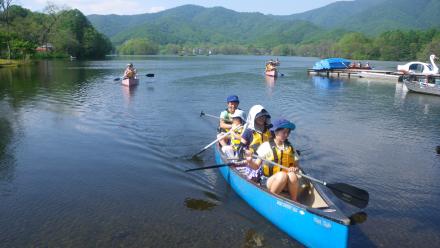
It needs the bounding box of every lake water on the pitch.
[1,56,439,247]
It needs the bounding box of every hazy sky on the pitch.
[16,0,342,15]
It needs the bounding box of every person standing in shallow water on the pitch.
[124,63,137,79]
[217,95,240,146]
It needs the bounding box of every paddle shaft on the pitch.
[192,124,243,157]
[185,160,246,172]
[252,154,369,208]
[200,111,220,119]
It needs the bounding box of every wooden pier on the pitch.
[307,68,405,81]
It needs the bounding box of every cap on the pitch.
[230,109,246,122]
[255,109,271,119]
[270,119,295,132]
[226,95,239,103]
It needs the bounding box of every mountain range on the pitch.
[87,0,440,46]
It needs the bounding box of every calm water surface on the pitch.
[1,56,439,247]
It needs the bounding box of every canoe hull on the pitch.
[214,145,349,248]
[122,78,139,87]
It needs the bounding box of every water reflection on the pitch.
[0,116,16,192]
[265,76,276,97]
[244,229,264,247]
[312,76,344,89]
[184,197,217,211]
[349,211,368,225]
[122,84,137,104]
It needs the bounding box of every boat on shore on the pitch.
[122,78,139,87]
[214,144,351,248]
[403,75,440,96]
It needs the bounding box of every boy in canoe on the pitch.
[246,119,300,201]
[217,95,240,146]
[221,109,246,158]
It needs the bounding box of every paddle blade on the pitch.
[146,73,155,77]
[327,183,369,209]
[200,111,205,117]
[114,78,120,81]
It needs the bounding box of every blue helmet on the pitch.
[226,95,239,103]
[270,119,295,132]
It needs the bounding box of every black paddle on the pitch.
[253,155,369,209]
[185,163,231,172]
[185,160,246,172]
[200,111,220,119]
[146,74,154,77]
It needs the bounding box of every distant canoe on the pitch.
[265,70,278,77]
[313,58,351,70]
[122,78,139,87]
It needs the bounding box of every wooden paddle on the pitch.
[253,155,369,209]
[191,125,243,158]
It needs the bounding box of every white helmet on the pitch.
[231,109,246,122]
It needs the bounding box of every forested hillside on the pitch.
[0,4,112,60]
[88,2,440,60]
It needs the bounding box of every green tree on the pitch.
[118,38,159,55]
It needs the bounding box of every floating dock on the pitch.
[307,69,404,81]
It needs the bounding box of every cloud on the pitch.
[18,0,166,15]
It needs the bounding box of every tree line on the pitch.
[0,2,112,60]
[118,29,440,61]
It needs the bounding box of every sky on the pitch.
[16,0,341,15]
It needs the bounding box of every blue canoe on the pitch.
[313,58,351,71]
[214,144,350,248]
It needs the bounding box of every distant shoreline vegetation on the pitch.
[0,4,112,61]
[116,29,440,62]
[2,4,439,62]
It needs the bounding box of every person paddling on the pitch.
[218,95,240,146]
[124,63,137,79]
[221,109,246,158]
[240,105,273,181]
[246,119,300,201]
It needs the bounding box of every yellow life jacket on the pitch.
[249,129,272,154]
[230,126,244,151]
[126,70,134,79]
[262,139,296,177]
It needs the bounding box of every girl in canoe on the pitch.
[240,105,273,181]
[246,119,300,201]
